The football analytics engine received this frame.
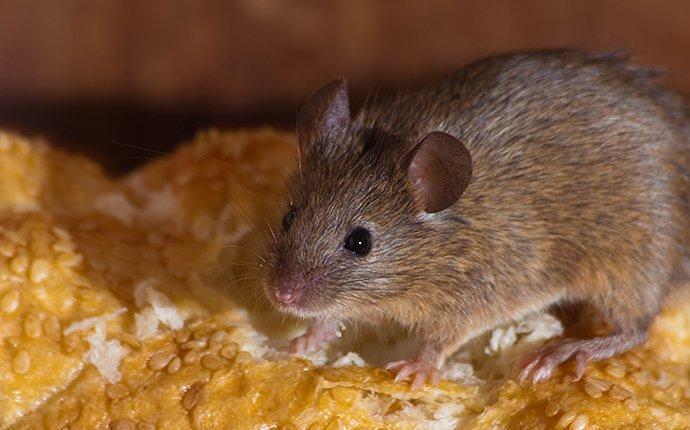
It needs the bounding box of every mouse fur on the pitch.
[264,49,690,386]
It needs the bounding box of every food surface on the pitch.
[1,129,690,429]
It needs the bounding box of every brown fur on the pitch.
[266,49,690,368]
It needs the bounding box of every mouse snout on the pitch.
[273,278,304,305]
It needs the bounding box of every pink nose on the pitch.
[275,289,297,304]
[274,280,302,304]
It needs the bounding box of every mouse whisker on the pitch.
[112,140,173,157]
[296,139,304,184]
[206,243,269,265]
[199,261,264,272]
[225,198,273,248]
[263,216,279,247]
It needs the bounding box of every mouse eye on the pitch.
[343,227,372,256]
[282,208,296,231]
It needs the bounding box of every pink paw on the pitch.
[385,358,440,389]
[289,322,338,354]
[519,339,589,384]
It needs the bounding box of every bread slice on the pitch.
[0,130,688,429]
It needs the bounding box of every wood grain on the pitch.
[0,0,688,111]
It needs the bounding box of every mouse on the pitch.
[263,49,690,388]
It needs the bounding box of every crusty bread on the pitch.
[0,130,689,429]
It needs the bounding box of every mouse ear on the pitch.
[297,79,351,153]
[406,131,472,213]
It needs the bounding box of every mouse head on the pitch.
[265,79,472,320]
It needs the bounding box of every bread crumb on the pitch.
[84,321,129,383]
[133,280,184,340]
[332,352,366,368]
[63,308,126,336]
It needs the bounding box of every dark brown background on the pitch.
[1,0,689,173]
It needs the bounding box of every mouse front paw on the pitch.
[385,358,440,389]
[289,319,340,354]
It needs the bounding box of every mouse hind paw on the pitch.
[518,331,646,384]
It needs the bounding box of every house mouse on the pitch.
[263,49,690,388]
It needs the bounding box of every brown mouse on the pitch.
[263,49,690,388]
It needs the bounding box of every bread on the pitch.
[0,129,689,429]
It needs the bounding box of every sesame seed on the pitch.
[631,370,650,385]
[604,364,626,379]
[52,240,75,253]
[193,328,213,340]
[137,423,156,430]
[220,343,239,360]
[167,356,181,374]
[201,354,226,370]
[1,289,20,313]
[651,406,665,417]
[609,384,633,400]
[569,414,588,430]
[9,254,28,275]
[56,252,83,268]
[12,349,31,374]
[182,350,201,365]
[624,398,640,411]
[148,352,174,371]
[585,377,611,392]
[208,343,222,354]
[51,227,71,241]
[545,401,560,417]
[626,355,642,368]
[209,330,228,345]
[23,313,42,338]
[182,382,202,410]
[180,339,207,350]
[43,315,61,342]
[555,411,578,429]
[652,390,668,403]
[29,258,51,283]
[655,370,671,389]
[106,383,130,400]
[584,383,603,399]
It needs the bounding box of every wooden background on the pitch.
[0,0,689,172]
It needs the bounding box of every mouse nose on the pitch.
[274,280,303,305]
[275,289,297,304]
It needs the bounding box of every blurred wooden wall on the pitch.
[0,0,688,171]
[2,0,690,109]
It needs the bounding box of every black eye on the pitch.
[344,227,372,256]
[282,209,296,231]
